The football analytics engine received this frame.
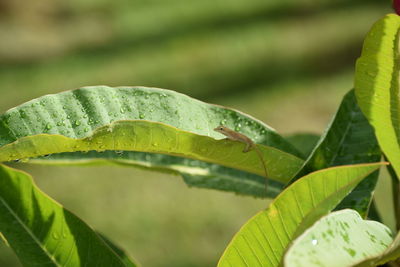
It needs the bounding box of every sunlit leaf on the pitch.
[218,163,384,267]
[355,14,400,179]
[354,231,400,266]
[0,164,136,266]
[284,209,392,267]
[0,86,303,184]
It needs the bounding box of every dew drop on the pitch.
[311,239,318,246]
[120,107,125,114]
[45,123,52,130]
[74,120,81,126]
[139,113,145,119]
[52,233,59,240]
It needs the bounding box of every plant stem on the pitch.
[387,163,400,231]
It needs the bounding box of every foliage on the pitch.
[1,4,400,267]
[0,164,137,267]
[284,209,393,267]
[218,164,383,267]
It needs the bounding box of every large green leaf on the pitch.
[289,90,381,217]
[355,14,400,179]
[98,233,139,267]
[0,163,136,266]
[0,86,303,184]
[353,232,400,266]
[218,163,384,267]
[30,151,285,198]
[284,209,393,267]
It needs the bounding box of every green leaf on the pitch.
[0,232,8,246]
[0,86,303,183]
[353,231,400,266]
[290,90,381,217]
[355,14,400,179]
[98,232,139,267]
[30,151,285,199]
[0,163,134,266]
[218,163,384,267]
[284,209,393,267]
[285,133,319,159]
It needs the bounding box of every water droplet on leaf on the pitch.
[52,233,59,240]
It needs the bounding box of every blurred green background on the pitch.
[0,1,392,266]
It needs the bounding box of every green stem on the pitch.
[387,163,400,231]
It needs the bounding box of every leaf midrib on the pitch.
[0,196,61,267]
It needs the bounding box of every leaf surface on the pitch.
[284,209,393,267]
[0,164,135,266]
[218,163,385,267]
[355,14,400,179]
[0,86,303,183]
[353,231,400,266]
[290,90,381,217]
